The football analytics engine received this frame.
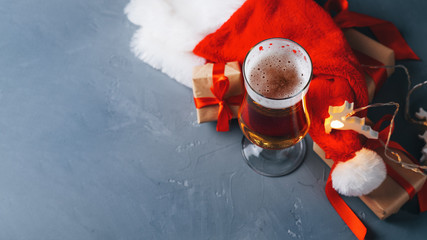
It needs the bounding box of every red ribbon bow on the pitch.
[194,63,244,131]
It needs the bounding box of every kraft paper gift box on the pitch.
[192,61,244,124]
[314,143,427,219]
[343,29,395,102]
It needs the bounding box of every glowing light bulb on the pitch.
[324,101,378,139]
[330,120,344,129]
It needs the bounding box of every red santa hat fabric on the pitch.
[193,0,386,196]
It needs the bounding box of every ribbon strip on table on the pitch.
[194,63,244,132]
[325,176,367,240]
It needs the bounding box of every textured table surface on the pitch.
[1,0,427,239]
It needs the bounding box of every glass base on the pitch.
[241,137,306,177]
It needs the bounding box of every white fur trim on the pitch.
[331,148,386,197]
[124,0,246,88]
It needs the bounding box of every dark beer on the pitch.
[239,94,310,149]
[238,39,311,150]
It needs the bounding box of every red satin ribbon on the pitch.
[325,176,367,240]
[325,0,420,60]
[193,63,244,132]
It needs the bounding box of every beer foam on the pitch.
[246,49,309,99]
[243,38,312,109]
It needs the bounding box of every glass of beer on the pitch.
[238,38,312,177]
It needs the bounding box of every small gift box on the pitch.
[192,61,244,131]
[343,29,395,102]
[314,143,427,219]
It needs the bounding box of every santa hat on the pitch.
[125,0,387,196]
[192,0,388,197]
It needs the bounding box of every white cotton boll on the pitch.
[415,107,427,120]
[124,0,246,87]
[420,151,427,163]
[419,131,427,163]
[331,148,386,197]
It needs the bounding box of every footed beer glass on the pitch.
[238,38,313,177]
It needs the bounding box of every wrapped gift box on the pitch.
[343,29,395,102]
[192,61,244,124]
[314,143,426,219]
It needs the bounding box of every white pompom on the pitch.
[331,148,386,197]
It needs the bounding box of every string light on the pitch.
[360,64,427,175]
[330,120,345,129]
